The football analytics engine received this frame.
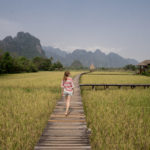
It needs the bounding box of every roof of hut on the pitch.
[138,60,150,66]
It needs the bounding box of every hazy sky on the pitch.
[0,0,150,61]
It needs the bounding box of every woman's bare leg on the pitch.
[65,95,71,115]
[65,95,68,115]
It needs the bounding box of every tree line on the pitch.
[0,51,63,74]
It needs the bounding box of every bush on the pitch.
[0,52,15,73]
[0,52,63,74]
[123,64,137,71]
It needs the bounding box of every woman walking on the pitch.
[61,71,75,116]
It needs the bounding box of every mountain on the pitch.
[0,32,138,67]
[43,46,67,62]
[0,32,46,58]
[43,47,138,68]
[70,60,83,69]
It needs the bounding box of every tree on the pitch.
[33,57,52,71]
[124,64,137,71]
[51,61,63,70]
[0,52,14,73]
[0,51,62,74]
[70,60,83,69]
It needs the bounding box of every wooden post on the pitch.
[92,85,95,90]
[139,66,142,74]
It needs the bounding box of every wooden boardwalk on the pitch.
[34,74,91,150]
[80,84,150,89]
[86,73,135,75]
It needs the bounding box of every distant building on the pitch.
[137,60,150,74]
[90,64,95,72]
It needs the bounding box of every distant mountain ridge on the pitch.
[43,46,138,68]
[0,32,138,67]
[0,32,45,58]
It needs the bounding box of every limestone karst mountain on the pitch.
[0,32,46,58]
[43,47,138,68]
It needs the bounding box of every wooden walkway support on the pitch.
[86,73,135,76]
[80,84,150,89]
[34,74,91,150]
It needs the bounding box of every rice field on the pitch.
[0,71,81,150]
[81,72,150,150]
[82,72,150,84]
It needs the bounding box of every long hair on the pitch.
[63,71,70,81]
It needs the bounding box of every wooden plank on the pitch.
[80,84,150,86]
[53,110,84,113]
[42,133,88,136]
[81,84,146,86]
[57,101,83,103]
[55,106,83,109]
[54,108,83,110]
[47,122,87,125]
[39,136,89,140]
[86,73,134,75]
[45,127,87,130]
[37,143,90,145]
[53,112,85,115]
[56,104,83,107]
[48,120,86,122]
[35,146,91,149]
[38,140,89,144]
[50,118,85,121]
[50,116,85,119]
[50,114,85,117]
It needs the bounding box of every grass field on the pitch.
[0,71,81,150]
[81,72,150,150]
[82,72,150,84]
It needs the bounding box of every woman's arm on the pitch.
[71,79,75,94]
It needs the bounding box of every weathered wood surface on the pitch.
[80,84,150,89]
[86,73,135,75]
[34,74,91,150]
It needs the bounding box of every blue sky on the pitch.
[0,0,150,61]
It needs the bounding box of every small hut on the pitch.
[90,64,95,72]
[137,60,150,74]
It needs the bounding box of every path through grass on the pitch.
[0,71,81,150]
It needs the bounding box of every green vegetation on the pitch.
[141,66,150,76]
[123,64,137,71]
[0,71,80,150]
[81,72,150,150]
[0,52,63,74]
[82,72,150,84]
[70,60,83,69]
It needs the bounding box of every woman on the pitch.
[61,71,75,116]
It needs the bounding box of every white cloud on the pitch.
[0,18,23,39]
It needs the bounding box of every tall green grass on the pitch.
[82,74,150,84]
[81,72,150,150]
[0,71,80,150]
